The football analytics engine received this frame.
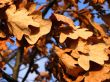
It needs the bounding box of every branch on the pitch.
[0,68,17,82]
[0,54,13,69]
[12,38,24,80]
[22,47,38,82]
[42,0,57,18]
[12,50,21,80]
[5,48,19,63]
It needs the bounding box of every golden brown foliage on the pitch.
[0,0,110,82]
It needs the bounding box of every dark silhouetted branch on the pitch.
[42,0,57,18]
[0,68,17,82]
[22,47,38,82]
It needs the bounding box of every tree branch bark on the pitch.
[12,37,25,80]
[22,47,38,82]
[42,0,57,18]
[12,50,21,80]
[0,68,17,82]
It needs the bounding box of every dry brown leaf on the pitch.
[55,46,78,69]
[74,75,84,82]
[84,0,105,4]
[78,55,90,70]
[71,50,80,58]
[0,38,14,52]
[59,28,93,43]
[54,46,83,77]
[51,13,76,30]
[64,0,78,10]
[6,5,52,44]
[92,22,107,37]
[6,5,39,40]
[103,37,110,45]
[63,48,72,53]
[66,66,83,77]
[88,43,109,65]
[92,0,105,4]
[59,32,68,43]
[76,40,109,70]
[18,0,27,9]
[40,71,49,77]
[85,15,107,37]
[76,39,89,53]
[0,30,6,38]
[1,50,12,58]
[78,9,106,37]
[25,12,52,44]
[63,73,73,82]
[0,73,2,78]
[26,2,36,13]
[0,62,5,68]
[74,28,93,39]
[101,14,110,28]
[85,65,110,82]
[0,0,13,8]
[36,36,47,55]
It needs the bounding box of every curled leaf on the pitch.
[6,5,52,44]
[55,46,77,69]
[6,5,39,40]
[51,13,76,30]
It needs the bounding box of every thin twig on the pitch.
[0,68,17,82]
[0,54,13,69]
[5,48,20,63]
[34,56,48,62]
[12,50,21,80]
[42,0,57,18]
[20,66,28,71]
[12,37,25,80]
[22,47,38,82]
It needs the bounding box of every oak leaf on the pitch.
[77,42,109,70]
[6,5,39,40]
[71,50,80,58]
[0,30,6,38]
[101,14,110,28]
[6,5,52,44]
[59,28,93,43]
[88,43,109,65]
[25,12,52,44]
[78,9,106,37]
[0,0,13,8]
[76,39,89,53]
[51,13,76,30]
[85,65,110,82]
[78,55,90,70]
[83,12,107,37]
[55,46,77,69]
[54,46,83,77]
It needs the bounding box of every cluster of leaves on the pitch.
[0,0,110,82]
